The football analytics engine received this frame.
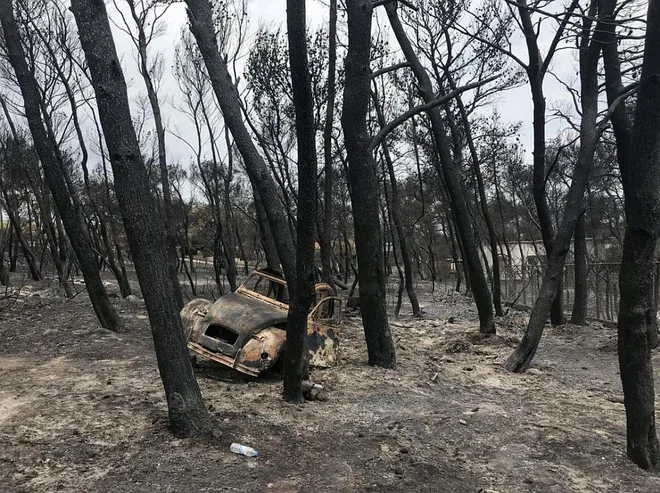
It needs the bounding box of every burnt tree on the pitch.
[121,0,183,309]
[0,0,120,330]
[570,212,588,325]
[319,0,338,290]
[371,86,421,317]
[342,0,396,367]
[514,0,580,326]
[505,0,606,371]
[183,0,296,286]
[283,0,318,402]
[384,1,494,333]
[605,0,660,470]
[70,0,211,437]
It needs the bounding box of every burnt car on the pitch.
[181,268,342,376]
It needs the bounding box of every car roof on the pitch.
[254,267,285,280]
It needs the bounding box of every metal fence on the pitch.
[500,261,660,322]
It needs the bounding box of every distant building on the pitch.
[480,237,622,270]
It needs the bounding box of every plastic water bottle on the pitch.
[230,443,259,457]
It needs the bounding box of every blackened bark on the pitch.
[0,176,41,281]
[8,228,17,272]
[341,0,396,368]
[70,0,211,437]
[380,185,404,317]
[283,0,317,403]
[0,0,119,329]
[189,109,235,292]
[126,0,183,310]
[371,90,421,317]
[320,0,338,290]
[449,85,503,316]
[530,74,564,325]
[442,213,462,292]
[253,184,281,271]
[614,0,660,470]
[570,212,588,325]
[212,226,225,294]
[0,248,8,286]
[184,0,296,286]
[385,3,494,333]
[602,28,632,170]
[516,0,578,326]
[92,112,132,297]
[100,220,131,297]
[0,96,41,282]
[505,0,604,371]
[0,218,8,286]
[26,175,71,297]
[222,127,238,291]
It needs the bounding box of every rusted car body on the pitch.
[181,268,342,376]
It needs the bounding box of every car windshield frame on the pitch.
[236,270,290,309]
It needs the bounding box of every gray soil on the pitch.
[1,275,659,492]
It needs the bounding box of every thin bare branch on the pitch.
[369,73,501,151]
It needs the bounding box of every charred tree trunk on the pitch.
[0,225,9,286]
[100,220,131,297]
[222,128,238,292]
[602,0,660,470]
[94,111,132,297]
[282,0,318,402]
[0,252,8,286]
[371,90,421,317]
[451,87,503,316]
[530,74,564,326]
[0,179,42,281]
[1,1,119,329]
[570,212,588,325]
[341,0,396,368]
[29,180,71,297]
[516,0,579,326]
[70,0,211,437]
[385,3,493,333]
[212,226,225,294]
[319,0,338,291]
[9,228,17,272]
[184,0,296,286]
[505,0,604,371]
[0,101,42,282]
[126,0,183,310]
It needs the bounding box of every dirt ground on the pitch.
[1,274,660,492]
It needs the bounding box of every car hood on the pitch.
[205,292,288,336]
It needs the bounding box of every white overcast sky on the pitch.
[104,0,576,170]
